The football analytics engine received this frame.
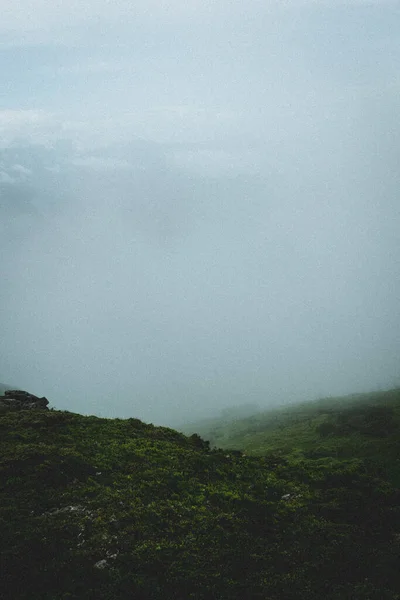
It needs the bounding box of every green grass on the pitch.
[181,388,400,463]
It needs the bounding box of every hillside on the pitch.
[1,395,400,599]
[180,389,400,476]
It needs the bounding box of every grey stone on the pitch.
[0,389,49,412]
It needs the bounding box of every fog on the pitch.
[1,1,400,426]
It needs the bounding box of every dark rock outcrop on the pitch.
[0,390,49,411]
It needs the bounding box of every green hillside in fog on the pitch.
[180,389,400,480]
[1,389,400,599]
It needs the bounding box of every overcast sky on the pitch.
[1,0,400,425]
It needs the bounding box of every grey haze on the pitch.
[1,0,399,425]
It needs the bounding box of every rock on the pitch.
[281,493,302,502]
[49,505,86,515]
[94,559,109,569]
[0,389,49,412]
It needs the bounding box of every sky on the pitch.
[1,0,400,426]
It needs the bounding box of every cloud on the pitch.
[0,104,241,153]
[58,61,125,75]
[10,164,32,177]
[0,0,219,41]
[0,110,59,147]
[0,163,32,184]
[127,107,239,145]
[169,148,263,176]
[70,156,133,170]
[0,170,15,184]
[2,0,395,47]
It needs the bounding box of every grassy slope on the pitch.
[180,389,400,473]
[1,394,400,599]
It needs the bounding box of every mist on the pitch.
[1,1,400,426]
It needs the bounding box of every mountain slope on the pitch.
[181,389,400,475]
[1,401,400,599]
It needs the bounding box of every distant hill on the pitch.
[1,390,400,599]
[180,388,400,482]
[178,402,262,435]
